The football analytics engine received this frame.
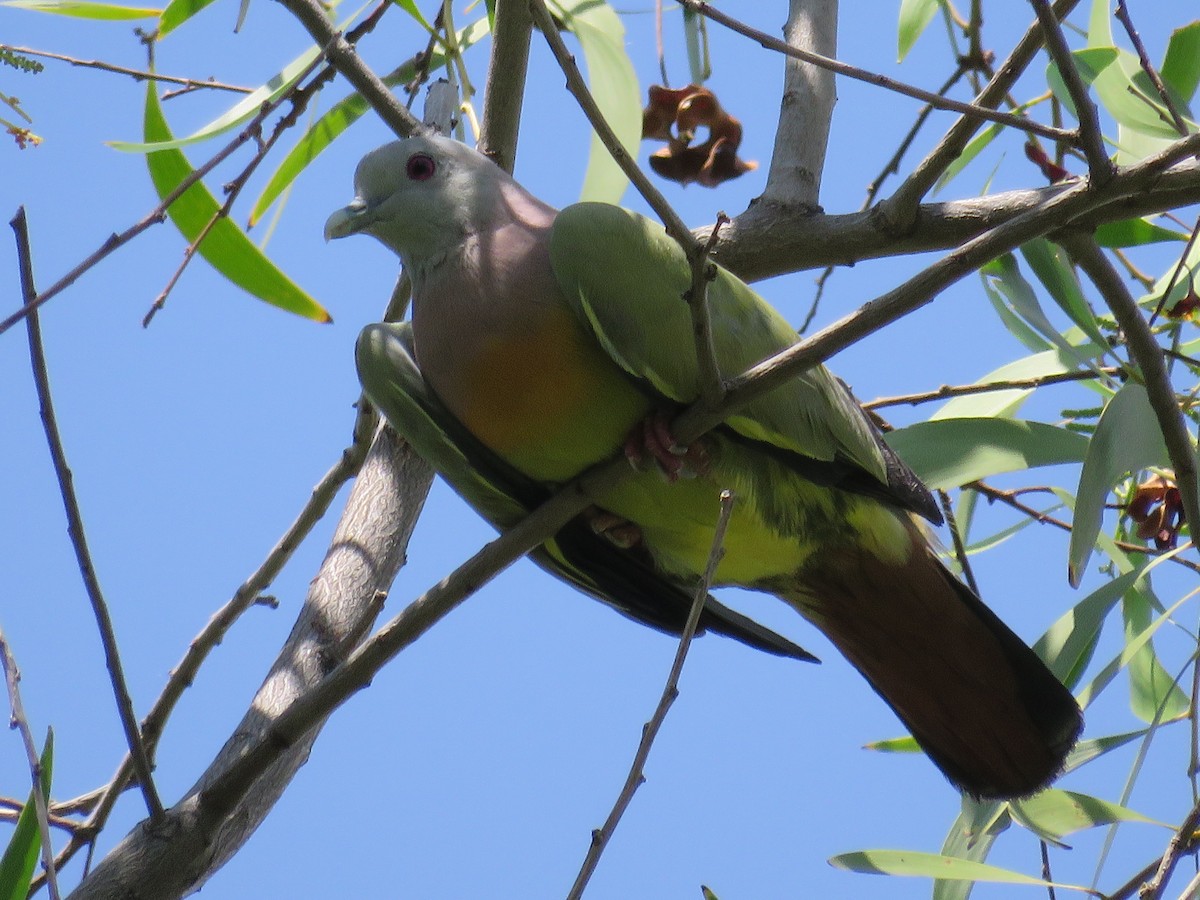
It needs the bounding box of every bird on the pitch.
[326,133,1082,799]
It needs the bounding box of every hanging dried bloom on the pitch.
[641,84,757,188]
[1127,474,1185,550]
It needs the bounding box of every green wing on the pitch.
[548,203,937,522]
[355,322,816,660]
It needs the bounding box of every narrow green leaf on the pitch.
[1161,21,1200,102]
[391,0,433,31]
[1122,581,1190,723]
[550,0,640,203]
[1034,567,1139,689]
[158,0,217,36]
[0,730,53,900]
[1,0,159,17]
[142,82,331,322]
[933,801,1011,900]
[885,418,1088,491]
[113,45,322,152]
[1046,47,1118,120]
[829,849,1082,890]
[1011,789,1163,845]
[1021,238,1108,350]
[249,17,490,226]
[1087,45,1197,141]
[682,6,710,84]
[897,0,939,62]
[933,122,1001,195]
[983,254,1096,368]
[1067,383,1170,585]
[1094,218,1188,248]
[1062,728,1147,772]
[864,736,920,753]
[981,271,1054,353]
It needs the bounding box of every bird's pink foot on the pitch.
[585,506,643,549]
[624,410,711,482]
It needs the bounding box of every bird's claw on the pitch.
[585,506,643,549]
[624,410,711,482]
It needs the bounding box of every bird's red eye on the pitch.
[406,153,436,181]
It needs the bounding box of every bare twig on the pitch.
[565,491,736,900]
[970,481,1200,573]
[938,489,981,595]
[1113,0,1190,137]
[1137,797,1200,899]
[679,0,1077,146]
[1029,0,1113,183]
[0,55,327,337]
[528,0,694,252]
[0,629,61,900]
[0,44,252,93]
[881,0,1083,230]
[1064,236,1200,559]
[688,214,731,408]
[12,207,163,821]
[274,0,423,138]
[864,366,1119,409]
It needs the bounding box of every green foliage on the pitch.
[0,731,53,900]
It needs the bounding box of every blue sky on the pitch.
[3,2,1199,897]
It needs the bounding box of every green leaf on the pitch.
[933,122,1001,196]
[1122,579,1190,723]
[113,45,322,152]
[391,0,433,31]
[864,735,920,753]
[0,730,53,900]
[1034,566,1138,690]
[1046,47,1118,120]
[982,254,1096,368]
[829,849,1083,890]
[157,0,216,35]
[897,0,939,62]
[981,269,1053,353]
[1084,45,1197,142]
[1067,383,1170,586]
[682,6,710,84]
[1062,727,1148,772]
[885,418,1088,491]
[1161,21,1200,101]
[1,0,158,16]
[1020,239,1108,350]
[1011,789,1163,845]
[142,82,331,322]
[250,17,491,226]
[550,0,641,203]
[1094,217,1189,247]
[933,800,1011,900]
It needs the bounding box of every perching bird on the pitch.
[326,134,1082,799]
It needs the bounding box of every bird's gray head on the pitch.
[325,134,540,266]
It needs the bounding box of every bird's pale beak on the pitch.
[324,197,370,241]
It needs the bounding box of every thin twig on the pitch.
[1149,213,1200,325]
[565,491,736,900]
[1064,236,1200,560]
[1029,0,1113,183]
[938,489,981,595]
[0,44,253,93]
[1113,0,1190,137]
[54,400,378,874]
[12,208,163,821]
[0,629,61,900]
[679,0,1077,145]
[143,18,377,323]
[688,214,730,408]
[881,0,1083,230]
[528,0,695,252]
[0,50,329,337]
[864,366,1119,409]
[1138,797,1200,899]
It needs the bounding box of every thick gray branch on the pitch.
[68,427,433,900]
